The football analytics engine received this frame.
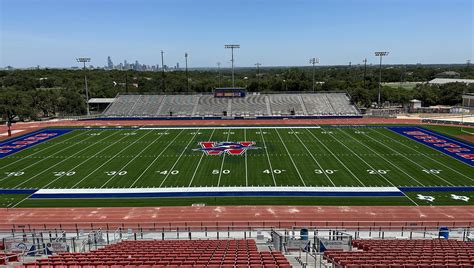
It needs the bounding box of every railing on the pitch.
[2,220,472,233]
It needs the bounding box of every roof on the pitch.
[88,98,115,104]
[428,78,474,84]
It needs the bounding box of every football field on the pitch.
[0,125,473,207]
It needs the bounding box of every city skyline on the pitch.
[1,0,473,68]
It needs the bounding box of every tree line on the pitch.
[1,64,473,121]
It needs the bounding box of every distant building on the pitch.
[434,71,460,78]
[409,99,422,112]
[462,93,474,109]
[107,56,114,69]
[429,78,474,85]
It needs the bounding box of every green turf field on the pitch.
[0,125,472,207]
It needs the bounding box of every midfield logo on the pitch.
[193,141,259,155]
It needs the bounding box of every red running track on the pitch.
[1,206,473,231]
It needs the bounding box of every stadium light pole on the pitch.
[161,50,165,91]
[185,52,189,92]
[309,58,319,92]
[225,44,240,88]
[255,63,261,91]
[76,57,91,116]
[217,62,221,87]
[374,51,389,107]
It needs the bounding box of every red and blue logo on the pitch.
[193,141,259,155]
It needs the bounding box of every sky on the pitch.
[0,0,473,68]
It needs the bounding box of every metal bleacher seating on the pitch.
[324,239,474,268]
[103,95,141,117]
[195,95,229,117]
[20,239,291,268]
[268,94,304,116]
[231,94,269,117]
[156,95,198,117]
[103,92,360,118]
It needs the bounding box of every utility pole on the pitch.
[185,52,189,92]
[255,63,261,91]
[374,51,389,107]
[363,58,367,90]
[309,58,319,92]
[217,62,221,87]
[76,57,91,116]
[161,50,165,91]
[225,44,240,88]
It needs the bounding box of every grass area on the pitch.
[16,196,413,208]
[422,125,473,143]
[0,194,29,207]
[0,125,472,207]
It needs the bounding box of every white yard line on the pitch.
[139,126,322,130]
[100,130,166,188]
[260,128,277,186]
[11,131,126,207]
[0,131,94,182]
[320,127,419,206]
[159,129,201,187]
[188,129,216,187]
[0,130,85,170]
[11,130,114,188]
[305,128,365,186]
[244,128,248,187]
[275,128,306,186]
[129,129,185,188]
[337,128,424,186]
[71,131,151,188]
[291,128,335,186]
[217,129,231,187]
[39,130,125,188]
[377,128,474,182]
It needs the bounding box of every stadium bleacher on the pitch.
[20,239,291,268]
[102,92,360,118]
[324,239,474,267]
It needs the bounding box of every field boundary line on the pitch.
[129,129,185,188]
[11,130,117,188]
[0,130,96,183]
[10,131,128,207]
[100,130,167,188]
[381,128,474,182]
[292,128,335,186]
[0,130,84,170]
[362,129,455,186]
[305,128,365,186]
[217,129,231,187]
[39,130,126,188]
[188,129,216,187]
[259,128,277,186]
[244,128,248,187]
[71,130,152,188]
[0,131,93,181]
[275,128,306,186]
[320,127,419,206]
[337,128,424,186]
[159,129,201,187]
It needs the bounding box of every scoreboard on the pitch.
[214,88,246,98]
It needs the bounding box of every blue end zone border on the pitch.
[0,129,73,158]
[399,186,474,192]
[388,126,473,166]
